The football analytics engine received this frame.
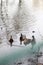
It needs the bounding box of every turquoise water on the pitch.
[0,47,32,65]
[0,42,43,65]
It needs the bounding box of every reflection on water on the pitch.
[0,41,43,65]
